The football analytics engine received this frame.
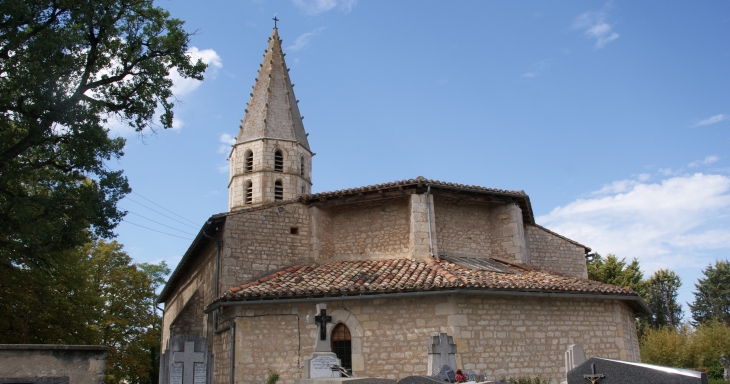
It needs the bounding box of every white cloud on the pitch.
[689,155,719,168]
[218,133,236,154]
[106,47,220,138]
[521,59,551,79]
[292,0,357,15]
[170,47,223,96]
[286,27,326,52]
[572,5,620,49]
[538,173,730,273]
[694,114,727,127]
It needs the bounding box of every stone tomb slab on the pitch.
[295,378,396,384]
[397,376,448,384]
[567,357,708,384]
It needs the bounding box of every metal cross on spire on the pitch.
[273,14,279,29]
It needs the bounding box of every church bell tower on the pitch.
[228,27,312,210]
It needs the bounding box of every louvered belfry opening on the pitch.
[300,155,305,176]
[274,150,283,172]
[245,181,253,204]
[274,180,283,201]
[330,323,352,373]
[245,150,253,173]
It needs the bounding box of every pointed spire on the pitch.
[237,28,310,150]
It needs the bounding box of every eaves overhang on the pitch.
[204,288,651,316]
[156,214,227,304]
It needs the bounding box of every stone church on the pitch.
[157,27,647,384]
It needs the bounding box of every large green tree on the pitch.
[690,260,730,326]
[0,240,169,384]
[645,269,683,329]
[0,0,206,265]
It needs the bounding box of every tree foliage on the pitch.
[587,253,647,296]
[0,0,206,265]
[587,254,685,330]
[645,269,684,328]
[0,240,169,384]
[690,260,730,326]
[641,321,730,379]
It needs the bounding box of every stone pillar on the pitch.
[410,193,438,259]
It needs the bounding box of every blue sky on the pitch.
[112,1,730,316]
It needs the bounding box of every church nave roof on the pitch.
[209,256,647,313]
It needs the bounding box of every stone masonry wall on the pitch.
[434,197,528,264]
[211,295,640,384]
[0,345,108,384]
[221,202,311,288]
[315,197,411,260]
[434,196,493,258]
[169,290,204,337]
[161,239,217,351]
[526,225,588,279]
[229,139,311,210]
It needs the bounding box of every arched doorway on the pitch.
[330,323,352,374]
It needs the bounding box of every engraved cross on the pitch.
[173,341,205,384]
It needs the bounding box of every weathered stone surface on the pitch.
[0,344,107,384]
[526,225,588,278]
[567,357,708,384]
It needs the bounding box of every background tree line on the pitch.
[588,254,730,379]
[0,0,205,383]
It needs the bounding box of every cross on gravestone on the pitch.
[173,341,205,384]
[583,363,605,384]
[428,333,457,376]
[314,308,332,340]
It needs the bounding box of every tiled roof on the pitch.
[213,257,636,304]
[302,176,526,200]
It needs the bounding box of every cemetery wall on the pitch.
[434,197,528,264]
[220,202,311,288]
[525,225,588,278]
[162,239,217,351]
[213,294,639,384]
[0,344,107,384]
[314,197,411,260]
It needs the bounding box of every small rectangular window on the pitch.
[290,227,299,235]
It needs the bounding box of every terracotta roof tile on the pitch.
[213,257,636,304]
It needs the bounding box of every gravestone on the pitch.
[432,365,455,383]
[159,335,211,384]
[561,344,587,384]
[309,354,341,379]
[427,333,457,376]
[567,357,708,384]
[303,303,341,379]
[720,354,729,381]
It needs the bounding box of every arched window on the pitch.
[245,181,253,204]
[274,180,283,201]
[274,150,283,172]
[245,150,253,173]
[300,155,305,177]
[331,323,352,373]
